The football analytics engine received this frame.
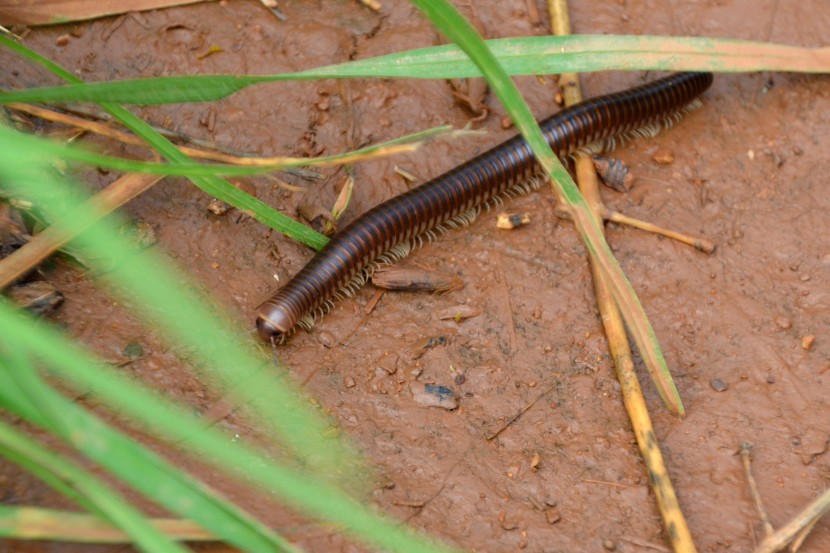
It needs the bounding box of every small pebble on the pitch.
[344,376,356,388]
[710,378,728,392]
[207,198,231,215]
[316,331,336,348]
[775,316,792,330]
[500,520,518,531]
[802,335,816,351]
[651,146,675,165]
[55,34,70,46]
[7,281,64,316]
[412,383,457,410]
[377,352,398,375]
[545,507,561,524]
[122,342,144,358]
[766,375,776,384]
[603,539,617,551]
[454,373,466,385]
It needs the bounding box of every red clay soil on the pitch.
[2,1,829,552]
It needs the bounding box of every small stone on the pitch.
[412,383,457,410]
[545,507,561,524]
[454,373,466,385]
[775,316,792,330]
[7,281,64,316]
[207,198,230,215]
[55,34,70,46]
[802,335,816,351]
[122,220,157,248]
[344,376,356,388]
[651,147,674,165]
[500,519,518,531]
[544,496,558,507]
[603,539,617,551]
[377,352,398,375]
[530,452,541,470]
[710,378,728,392]
[122,342,144,358]
[316,331,336,348]
[766,375,776,384]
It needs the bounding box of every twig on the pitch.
[619,536,673,553]
[0,172,163,290]
[495,252,517,355]
[485,382,556,440]
[582,479,633,489]
[741,442,775,537]
[7,102,281,166]
[755,489,830,553]
[0,506,215,543]
[604,209,716,254]
[547,2,697,552]
[743,441,830,553]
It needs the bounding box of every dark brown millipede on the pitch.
[256,72,714,342]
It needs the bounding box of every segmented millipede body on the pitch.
[256,72,714,342]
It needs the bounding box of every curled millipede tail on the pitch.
[256,72,714,342]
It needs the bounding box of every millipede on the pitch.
[256,72,714,343]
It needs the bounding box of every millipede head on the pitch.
[255,303,293,343]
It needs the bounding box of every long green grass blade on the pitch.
[0,419,187,553]
[2,33,828,105]
[0,300,460,553]
[0,349,103,515]
[412,0,683,414]
[0,113,459,553]
[0,122,364,495]
[0,351,300,553]
[0,32,327,250]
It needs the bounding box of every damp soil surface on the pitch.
[3,1,830,552]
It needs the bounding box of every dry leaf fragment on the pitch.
[371,266,462,293]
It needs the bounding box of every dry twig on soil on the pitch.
[742,442,830,553]
[0,172,162,290]
[547,1,698,552]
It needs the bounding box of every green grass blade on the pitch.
[0,112,460,553]
[0,123,363,492]
[0,301,461,553]
[0,353,301,553]
[412,0,684,414]
[0,350,102,515]
[3,33,828,105]
[0,419,188,553]
[0,32,327,250]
